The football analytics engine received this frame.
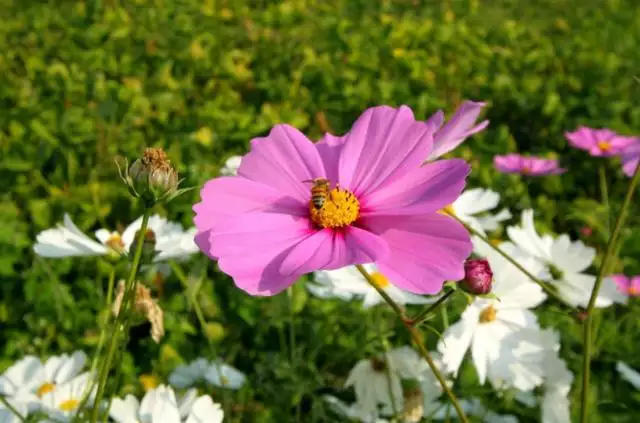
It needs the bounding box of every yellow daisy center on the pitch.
[370,272,390,289]
[221,376,230,385]
[105,234,125,252]
[139,374,159,391]
[479,305,497,323]
[309,188,360,228]
[58,399,79,412]
[439,204,455,216]
[37,382,55,397]
[597,141,612,152]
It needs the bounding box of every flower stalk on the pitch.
[580,164,640,423]
[405,290,456,327]
[89,209,152,422]
[0,396,25,423]
[355,265,468,423]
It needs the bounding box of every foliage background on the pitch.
[1,0,640,421]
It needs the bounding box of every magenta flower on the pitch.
[610,274,640,296]
[193,106,474,296]
[621,141,640,177]
[426,100,489,161]
[493,154,566,176]
[565,126,637,157]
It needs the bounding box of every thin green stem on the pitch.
[375,310,399,418]
[447,212,566,304]
[76,267,116,415]
[406,290,455,327]
[599,164,612,237]
[0,396,25,422]
[287,286,296,364]
[580,164,640,423]
[354,265,468,423]
[89,209,152,422]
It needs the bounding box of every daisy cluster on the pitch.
[0,352,246,422]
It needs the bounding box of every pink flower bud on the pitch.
[461,259,493,295]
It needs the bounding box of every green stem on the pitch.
[89,209,152,422]
[287,286,296,364]
[0,396,25,422]
[375,309,399,418]
[447,212,566,304]
[76,267,116,415]
[599,164,612,237]
[406,290,455,327]
[354,265,468,423]
[580,164,640,423]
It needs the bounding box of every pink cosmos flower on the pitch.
[565,126,637,157]
[493,154,566,176]
[610,274,640,296]
[427,101,489,161]
[193,105,476,296]
[621,141,640,177]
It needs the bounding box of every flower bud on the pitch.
[118,148,180,205]
[460,259,493,295]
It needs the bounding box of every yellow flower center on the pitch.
[597,141,612,152]
[37,382,55,397]
[221,376,230,385]
[309,188,360,228]
[370,272,390,289]
[628,286,638,295]
[106,234,125,252]
[479,305,497,323]
[58,399,79,412]
[439,204,455,216]
[490,238,502,247]
[139,374,159,391]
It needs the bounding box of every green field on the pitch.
[1,0,640,421]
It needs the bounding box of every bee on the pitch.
[303,177,330,210]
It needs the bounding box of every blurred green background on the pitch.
[1,0,640,421]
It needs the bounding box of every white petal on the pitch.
[0,396,29,423]
[476,208,512,232]
[220,156,242,176]
[108,395,140,423]
[53,351,87,385]
[550,235,595,273]
[506,210,552,261]
[542,390,571,423]
[0,356,43,395]
[471,325,491,384]
[205,361,247,390]
[553,273,621,309]
[453,189,500,216]
[437,309,478,376]
[616,361,640,389]
[185,395,224,423]
[33,215,108,258]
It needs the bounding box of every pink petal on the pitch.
[193,177,305,260]
[315,133,345,184]
[337,105,436,198]
[278,226,390,276]
[609,274,630,293]
[209,212,313,295]
[360,159,470,216]
[362,213,472,294]
[238,124,327,203]
[428,101,489,160]
[565,127,596,150]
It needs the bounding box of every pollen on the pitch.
[139,374,159,391]
[479,305,497,323]
[309,188,360,228]
[221,376,230,385]
[597,141,612,152]
[439,204,455,217]
[58,399,79,412]
[370,272,390,289]
[105,234,125,252]
[37,382,55,397]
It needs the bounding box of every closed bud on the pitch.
[461,258,493,295]
[118,148,181,206]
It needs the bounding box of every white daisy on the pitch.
[616,361,640,389]
[323,395,389,423]
[0,396,29,423]
[0,351,87,409]
[40,372,94,422]
[345,354,404,418]
[506,209,625,308]
[168,358,210,389]
[438,252,547,384]
[220,156,242,176]
[204,360,247,390]
[35,214,199,263]
[309,264,437,308]
[450,188,511,234]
